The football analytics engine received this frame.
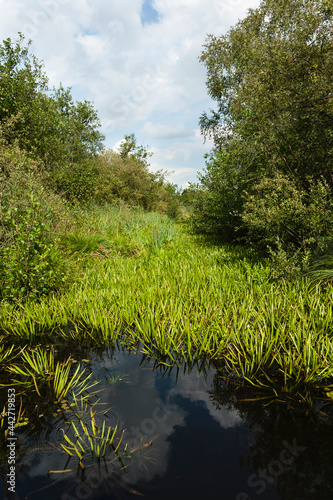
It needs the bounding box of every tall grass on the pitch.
[1,204,333,395]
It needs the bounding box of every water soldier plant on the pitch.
[0,206,333,402]
[0,346,97,402]
[59,402,124,470]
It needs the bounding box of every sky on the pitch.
[0,0,261,187]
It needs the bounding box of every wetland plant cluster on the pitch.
[0,204,333,402]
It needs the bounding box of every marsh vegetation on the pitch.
[0,204,333,400]
[0,1,333,497]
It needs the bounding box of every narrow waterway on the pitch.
[1,345,333,500]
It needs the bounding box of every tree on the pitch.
[194,0,333,259]
[199,0,332,185]
[119,133,153,167]
[0,34,104,199]
[190,150,245,239]
[95,135,181,216]
[0,33,48,123]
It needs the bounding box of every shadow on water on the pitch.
[0,344,333,500]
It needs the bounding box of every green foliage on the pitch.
[194,0,333,265]
[308,255,333,286]
[119,133,152,167]
[0,140,70,302]
[190,150,245,239]
[95,149,151,207]
[0,192,67,301]
[200,0,332,184]
[0,33,48,126]
[241,173,333,257]
[0,34,104,200]
[95,136,181,217]
[54,160,98,202]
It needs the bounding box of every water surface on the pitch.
[1,346,333,500]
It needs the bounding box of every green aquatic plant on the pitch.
[1,208,333,395]
[4,347,97,402]
[0,344,15,367]
[105,371,129,387]
[60,401,124,469]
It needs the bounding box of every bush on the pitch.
[241,172,333,270]
[94,148,181,218]
[189,150,245,240]
[0,194,66,301]
[52,160,98,203]
[0,141,69,301]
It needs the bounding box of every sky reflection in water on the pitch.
[1,346,333,500]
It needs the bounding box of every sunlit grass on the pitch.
[0,205,333,396]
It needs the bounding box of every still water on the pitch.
[1,346,333,500]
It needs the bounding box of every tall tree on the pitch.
[199,0,332,185]
[193,0,333,254]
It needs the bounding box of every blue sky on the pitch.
[0,0,260,187]
[141,0,160,25]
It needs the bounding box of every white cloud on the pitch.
[0,0,261,185]
[143,122,194,140]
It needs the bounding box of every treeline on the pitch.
[0,34,180,301]
[189,0,333,274]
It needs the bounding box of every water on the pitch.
[1,345,333,500]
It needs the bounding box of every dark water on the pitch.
[1,346,333,500]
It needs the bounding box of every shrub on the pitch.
[241,172,333,270]
[0,192,67,301]
[189,150,245,240]
[94,148,181,217]
[0,141,68,301]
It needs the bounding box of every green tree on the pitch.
[0,34,104,199]
[200,0,332,185]
[0,33,48,124]
[190,150,245,239]
[95,135,181,216]
[118,133,153,167]
[194,0,333,258]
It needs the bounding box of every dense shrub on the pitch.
[0,140,69,301]
[95,141,181,218]
[241,173,333,272]
[0,195,66,301]
[189,150,245,240]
